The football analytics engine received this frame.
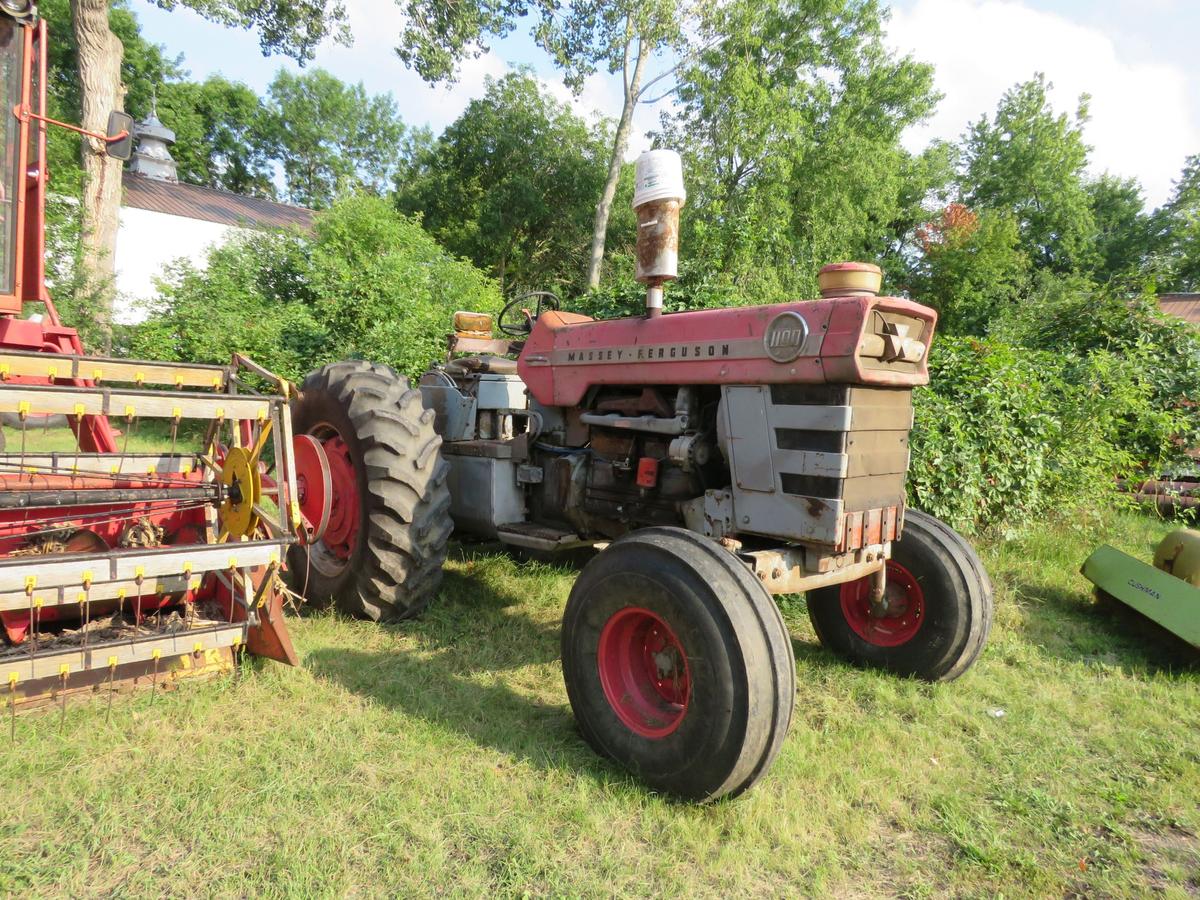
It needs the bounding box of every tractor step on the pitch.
[496,522,591,552]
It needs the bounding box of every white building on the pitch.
[114,112,312,324]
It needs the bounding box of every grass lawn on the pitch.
[0,506,1197,897]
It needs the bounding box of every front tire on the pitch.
[561,527,795,802]
[807,510,992,681]
[287,361,452,621]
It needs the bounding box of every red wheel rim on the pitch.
[293,433,332,543]
[597,607,690,739]
[305,424,361,575]
[840,560,925,647]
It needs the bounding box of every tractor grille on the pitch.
[719,383,912,550]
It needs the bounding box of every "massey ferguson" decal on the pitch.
[527,330,825,367]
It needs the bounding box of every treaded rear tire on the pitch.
[287,360,452,621]
[561,527,795,802]
[807,509,992,681]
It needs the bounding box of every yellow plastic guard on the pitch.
[23,575,35,593]
[124,405,136,419]
[107,656,118,669]
[73,403,84,418]
[151,649,162,660]
[46,366,57,379]
[81,570,93,588]
[17,400,29,418]
[7,673,17,687]
[193,642,203,654]
[92,368,103,382]
[58,664,69,677]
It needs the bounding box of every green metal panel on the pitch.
[1081,545,1200,648]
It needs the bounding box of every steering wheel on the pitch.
[498,291,561,337]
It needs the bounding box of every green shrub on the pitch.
[131,194,501,382]
[909,336,1188,533]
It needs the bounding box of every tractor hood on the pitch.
[517,295,937,408]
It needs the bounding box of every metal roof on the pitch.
[1159,293,1200,326]
[123,175,314,231]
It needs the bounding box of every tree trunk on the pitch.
[71,0,124,353]
[585,36,646,290]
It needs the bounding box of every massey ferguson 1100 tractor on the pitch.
[289,151,993,801]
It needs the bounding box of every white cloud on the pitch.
[888,0,1199,207]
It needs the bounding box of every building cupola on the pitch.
[127,102,178,183]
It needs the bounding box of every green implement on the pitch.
[1081,542,1200,650]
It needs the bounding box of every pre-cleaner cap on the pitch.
[633,149,686,208]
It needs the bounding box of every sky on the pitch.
[126,0,1200,208]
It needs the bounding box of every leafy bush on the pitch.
[131,194,501,381]
[909,336,1189,533]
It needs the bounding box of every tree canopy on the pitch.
[396,72,610,293]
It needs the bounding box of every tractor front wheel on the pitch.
[287,361,452,621]
[807,509,992,681]
[561,527,795,801]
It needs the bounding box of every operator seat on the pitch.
[443,310,519,376]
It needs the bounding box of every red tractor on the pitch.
[289,152,993,801]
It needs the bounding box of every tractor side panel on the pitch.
[718,384,911,550]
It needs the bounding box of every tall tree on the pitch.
[158,76,275,197]
[1157,154,1200,291]
[260,69,406,208]
[69,0,349,350]
[395,0,693,288]
[960,75,1096,274]
[1085,173,1155,283]
[659,0,941,300]
[397,72,609,293]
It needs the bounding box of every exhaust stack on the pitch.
[632,150,686,318]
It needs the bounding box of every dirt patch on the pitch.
[1134,823,1200,895]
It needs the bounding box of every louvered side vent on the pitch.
[719,384,913,550]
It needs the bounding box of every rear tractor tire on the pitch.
[561,527,795,802]
[807,509,992,681]
[287,361,452,621]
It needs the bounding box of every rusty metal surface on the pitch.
[741,543,888,594]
